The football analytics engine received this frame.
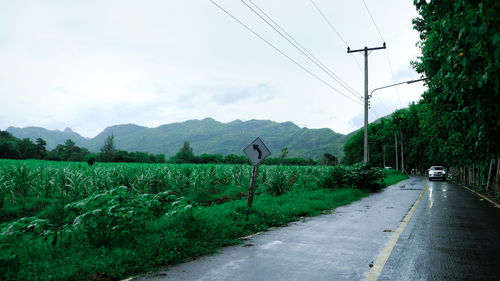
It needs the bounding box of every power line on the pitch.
[309,0,349,46]
[243,0,361,99]
[309,0,392,114]
[308,0,394,135]
[361,0,403,108]
[209,0,363,105]
[361,0,384,42]
[310,0,367,87]
[370,107,380,119]
[371,94,390,113]
[383,52,403,107]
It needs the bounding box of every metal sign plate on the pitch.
[243,137,271,166]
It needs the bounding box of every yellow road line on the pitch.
[364,180,429,281]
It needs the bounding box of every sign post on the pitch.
[243,137,271,209]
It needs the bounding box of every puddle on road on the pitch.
[260,240,283,250]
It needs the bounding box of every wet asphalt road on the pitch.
[131,177,500,281]
[379,179,500,281]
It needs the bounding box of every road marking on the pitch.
[364,180,429,281]
[459,184,500,208]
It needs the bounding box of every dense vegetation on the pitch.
[0,131,167,164]
[344,0,500,195]
[0,159,405,280]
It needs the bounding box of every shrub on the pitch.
[85,155,96,166]
[321,162,384,191]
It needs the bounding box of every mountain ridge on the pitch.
[5,118,351,159]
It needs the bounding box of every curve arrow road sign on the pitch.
[244,137,271,166]
[253,144,262,159]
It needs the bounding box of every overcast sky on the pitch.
[0,0,425,138]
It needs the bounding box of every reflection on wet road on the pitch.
[379,180,500,281]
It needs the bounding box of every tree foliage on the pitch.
[0,131,47,160]
[100,134,117,162]
[170,141,196,163]
[47,139,90,161]
[412,0,500,163]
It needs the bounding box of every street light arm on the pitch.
[406,77,429,84]
[370,81,407,97]
[370,77,429,98]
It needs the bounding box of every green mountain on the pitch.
[6,118,351,159]
[5,126,88,150]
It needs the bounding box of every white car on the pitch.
[428,166,446,181]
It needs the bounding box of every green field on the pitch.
[0,159,407,280]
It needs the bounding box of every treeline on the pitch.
[163,141,319,165]
[0,132,166,164]
[345,0,500,193]
[0,131,49,160]
[171,153,317,166]
[0,132,326,166]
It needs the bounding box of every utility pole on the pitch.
[395,133,399,170]
[394,117,404,172]
[399,119,404,173]
[347,43,386,163]
[383,144,386,168]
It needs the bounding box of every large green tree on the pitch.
[412,0,500,164]
[47,139,90,161]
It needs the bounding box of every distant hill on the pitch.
[5,126,88,150]
[6,118,351,159]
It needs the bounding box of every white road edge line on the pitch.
[364,180,429,281]
[459,184,500,208]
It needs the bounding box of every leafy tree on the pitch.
[343,130,364,165]
[412,0,500,163]
[100,135,117,162]
[46,139,90,161]
[0,131,20,159]
[35,138,47,159]
[0,131,48,160]
[17,138,38,159]
[0,140,20,159]
[170,141,195,163]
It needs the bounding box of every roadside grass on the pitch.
[383,174,410,187]
[381,169,409,187]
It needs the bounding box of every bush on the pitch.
[321,162,384,191]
